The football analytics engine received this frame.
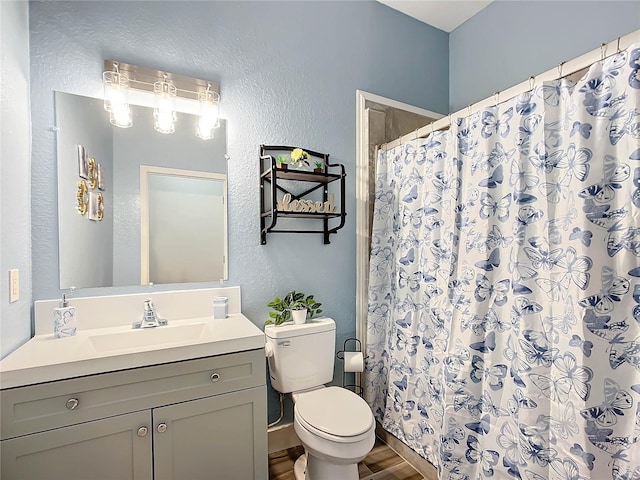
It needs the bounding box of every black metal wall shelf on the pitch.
[259,145,346,244]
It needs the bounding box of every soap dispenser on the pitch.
[54,293,77,338]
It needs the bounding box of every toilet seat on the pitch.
[295,387,374,442]
[295,411,374,444]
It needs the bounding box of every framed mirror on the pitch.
[54,91,228,289]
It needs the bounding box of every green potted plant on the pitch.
[276,155,288,170]
[290,300,307,324]
[313,160,323,173]
[265,290,323,326]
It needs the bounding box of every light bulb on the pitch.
[153,79,177,134]
[109,104,132,128]
[196,88,220,140]
[103,69,132,128]
[154,109,175,134]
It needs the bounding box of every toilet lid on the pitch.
[295,386,374,437]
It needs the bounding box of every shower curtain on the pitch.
[365,44,640,480]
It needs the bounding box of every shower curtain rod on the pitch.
[381,28,640,152]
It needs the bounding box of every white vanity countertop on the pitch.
[0,313,264,389]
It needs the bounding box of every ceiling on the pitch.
[378,0,493,33]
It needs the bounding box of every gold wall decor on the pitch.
[76,180,88,215]
[97,164,105,191]
[88,192,98,221]
[97,192,104,221]
[77,144,89,179]
[87,157,98,189]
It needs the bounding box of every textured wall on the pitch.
[449,1,640,111]
[28,1,448,419]
[1,1,32,358]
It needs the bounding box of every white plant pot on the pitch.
[291,309,307,325]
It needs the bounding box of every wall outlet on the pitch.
[9,269,19,303]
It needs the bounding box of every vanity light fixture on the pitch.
[196,84,220,140]
[102,62,132,128]
[102,60,220,139]
[153,74,177,134]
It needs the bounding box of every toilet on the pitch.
[265,318,375,480]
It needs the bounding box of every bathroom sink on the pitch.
[88,322,207,352]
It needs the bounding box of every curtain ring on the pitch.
[494,91,500,106]
[414,128,419,140]
[601,42,606,60]
[467,105,472,117]
[448,113,452,126]
[430,122,434,135]
[529,76,535,91]
[617,36,621,53]
[557,61,565,78]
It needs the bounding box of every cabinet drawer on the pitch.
[1,349,265,440]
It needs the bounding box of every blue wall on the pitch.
[449,0,640,111]
[1,1,32,357]
[27,1,448,420]
[29,0,448,306]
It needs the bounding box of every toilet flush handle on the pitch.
[265,343,274,358]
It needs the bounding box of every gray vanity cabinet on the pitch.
[1,410,153,479]
[154,386,265,480]
[0,349,268,480]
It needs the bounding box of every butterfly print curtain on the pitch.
[365,44,640,480]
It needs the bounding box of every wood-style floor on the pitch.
[268,438,424,480]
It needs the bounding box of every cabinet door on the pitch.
[1,410,152,480]
[154,386,267,480]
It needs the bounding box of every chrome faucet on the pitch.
[132,299,168,329]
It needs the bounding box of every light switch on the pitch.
[9,269,19,303]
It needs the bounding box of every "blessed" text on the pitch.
[277,193,337,213]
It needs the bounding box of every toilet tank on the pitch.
[265,317,336,393]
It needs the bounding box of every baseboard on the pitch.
[375,423,438,479]
[267,423,301,454]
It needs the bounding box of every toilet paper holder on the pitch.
[336,338,363,397]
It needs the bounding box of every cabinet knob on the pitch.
[157,423,168,433]
[66,398,79,410]
[137,426,148,437]
[210,372,221,382]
